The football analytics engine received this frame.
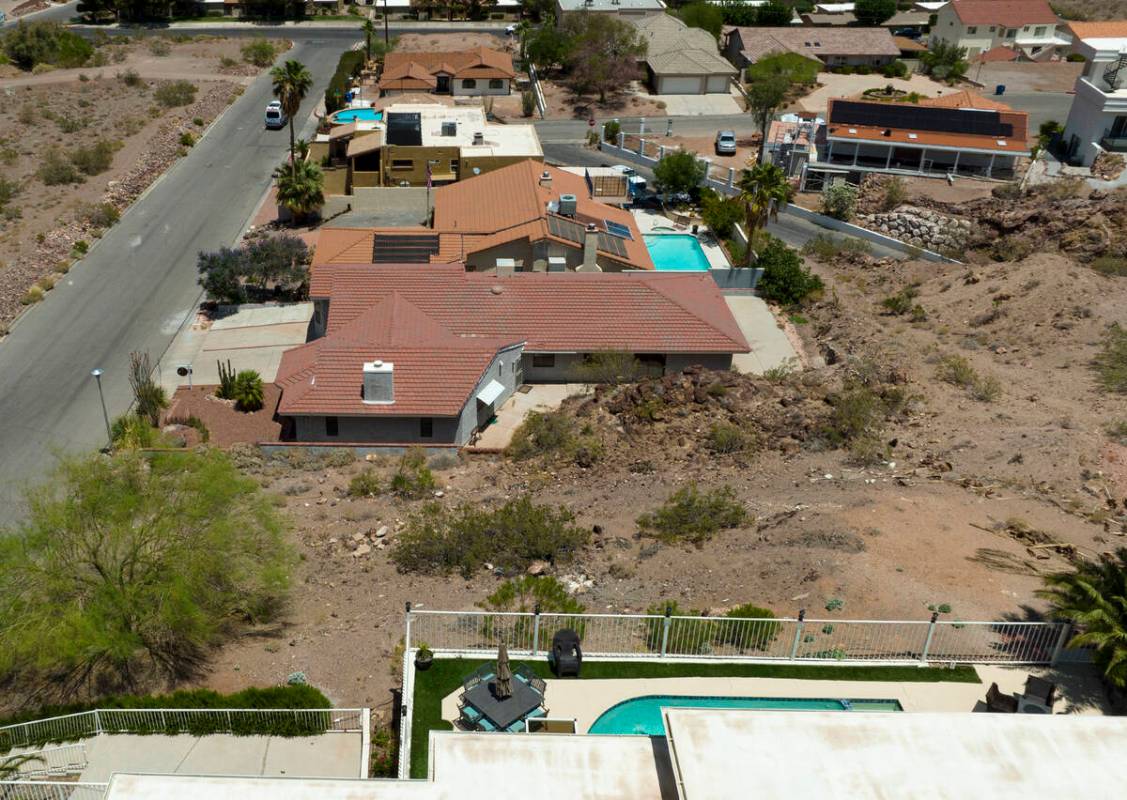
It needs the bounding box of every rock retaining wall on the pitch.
[859,205,971,254]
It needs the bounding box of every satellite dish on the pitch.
[176,365,192,377]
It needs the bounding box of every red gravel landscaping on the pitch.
[166,384,283,447]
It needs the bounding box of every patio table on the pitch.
[462,678,543,731]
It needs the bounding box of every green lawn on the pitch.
[408,657,980,778]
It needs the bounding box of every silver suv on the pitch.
[265,100,287,130]
[715,130,737,156]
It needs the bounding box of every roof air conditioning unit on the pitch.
[472,131,484,145]
[547,256,567,272]
[441,121,457,136]
[558,194,578,217]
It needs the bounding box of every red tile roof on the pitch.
[1067,21,1127,39]
[917,90,1014,111]
[973,45,1020,63]
[378,47,515,92]
[948,0,1058,27]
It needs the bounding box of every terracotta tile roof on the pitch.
[1067,21,1127,40]
[312,228,453,268]
[948,0,1058,27]
[973,45,1020,62]
[312,263,749,354]
[917,90,1014,111]
[432,160,654,269]
[276,293,520,417]
[825,98,1030,153]
[378,47,515,92]
[724,26,900,63]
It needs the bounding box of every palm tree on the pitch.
[275,160,325,223]
[735,163,792,268]
[361,18,376,62]
[270,59,314,177]
[1038,548,1127,688]
[0,753,43,779]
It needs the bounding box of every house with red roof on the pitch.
[275,265,748,445]
[378,47,516,97]
[929,0,1066,60]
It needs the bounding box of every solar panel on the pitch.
[597,233,627,258]
[372,233,439,263]
[604,221,633,240]
[830,101,1014,138]
[385,113,422,146]
[546,215,585,244]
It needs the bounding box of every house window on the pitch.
[1034,26,1046,37]
[325,416,339,437]
[967,26,976,34]
[463,78,477,89]
[450,159,460,174]
[989,26,995,32]
[391,159,413,171]
[532,354,555,368]
[1005,29,1017,38]
[489,78,503,89]
[498,362,503,377]
[420,418,433,438]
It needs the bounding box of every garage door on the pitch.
[660,76,703,94]
[706,75,730,93]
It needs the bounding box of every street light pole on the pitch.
[91,368,112,451]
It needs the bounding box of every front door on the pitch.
[436,75,451,94]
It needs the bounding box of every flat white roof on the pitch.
[382,104,542,158]
[663,709,1127,800]
[557,0,665,10]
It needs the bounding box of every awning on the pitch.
[476,379,505,406]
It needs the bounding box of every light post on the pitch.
[91,368,112,451]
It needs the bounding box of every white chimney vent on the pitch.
[472,131,484,145]
[539,170,552,188]
[362,360,394,404]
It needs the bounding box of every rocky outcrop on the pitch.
[859,205,971,254]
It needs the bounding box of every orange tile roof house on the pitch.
[378,47,516,97]
[312,161,655,273]
[810,96,1030,181]
[929,0,1066,60]
[275,264,748,445]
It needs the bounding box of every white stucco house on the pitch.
[928,0,1067,60]
[1062,22,1127,166]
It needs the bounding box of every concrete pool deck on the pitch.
[632,209,730,270]
[440,664,1109,733]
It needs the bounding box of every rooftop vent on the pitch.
[558,194,578,217]
[585,222,598,232]
[362,360,394,405]
[882,128,892,137]
[472,131,484,145]
[490,285,504,295]
[539,170,552,187]
[996,139,1007,146]
[441,121,457,137]
[908,132,918,139]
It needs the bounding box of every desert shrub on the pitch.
[1091,256,1127,277]
[69,139,119,176]
[821,182,858,221]
[801,234,871,261]
[128,351,167,427]
[881,286,918,315]
[482,575,585,615]
[577,350,647,384]
[0,177,18,210]
[880,59,909,78]
[1106,420,1127,446]
[347,468,382,498]
[241,38,277,67]
[80,202,120,228]
[1094,324,1127,394]
[154,80,197,108]
[110,413,160,449]
[118,68,143,87]
[989,235,1035,262]
[756,237,823,306]
[391,496,590,577]
[37,148,82,185]
[232,370,265,412]
[2,21,93,70]
[179,131,196,147]
[937,354,1000,402]
[603,119,621,143]
[390,447,436,499]
[706,421,751,454]
[148,38,171,57]
[711,603,781,649]
[20,286,45,305]
[508,410,576,460]
[880,176,907,211]
[637,484,748,545]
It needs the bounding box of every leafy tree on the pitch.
[0,449,293,694]
[270,59,314,176]
[1038,549,1127,688]
[678,2,724,38]
[76,0,117,22]
[362,18,376,62]
[2,21,94,71]
[700,187,743,239]
[241,233,310,292]
[526,22,572,70]
[854,0,896,26]
[560,12,647,103]
[755,235,823,306]
[274,159,325,222]
[197,247,246,304]
[745,53,817,165]
[736,162,792,266]
[520,0,555,21]
[653,150,706,196]
[920,40,969,81]
[752,0,792,26]
[745,51,819,87]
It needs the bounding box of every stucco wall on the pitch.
[453,78,512,96]
[522,352,734,382]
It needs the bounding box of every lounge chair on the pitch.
[1018,676,1057,713]
[478,717,499,732]
[458,701,483,727]
[985,682,1019,713]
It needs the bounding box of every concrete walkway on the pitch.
[473,384,590,450]
[724,295,798,375]
[75,732,363,782]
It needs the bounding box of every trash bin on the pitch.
[994,84,1006,96]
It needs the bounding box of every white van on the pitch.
[265,100,287,130]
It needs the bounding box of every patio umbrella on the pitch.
[495,644,513,699]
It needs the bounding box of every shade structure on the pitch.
[495,644,513,699]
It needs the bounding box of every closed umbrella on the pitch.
[495,644,513,699]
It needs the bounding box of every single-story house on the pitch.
[555,0,666,21]
[631,13,738,94]
[722,26,901,72]
[378,47,516,97]
[276,264,748,445]
[807,92,1030,182]
[312,160,655,273]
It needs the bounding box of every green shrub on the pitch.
[0,176,18,210]
[637,484,749,545]
[2,21,93,71]
[482,575,585,615]
[1065,52,1086,62]
[756,237,823,306]
[241,38,277,67]
[603,119,621,143]
[391,496,590,577]
[232,369,264,412]
[712,603,781,649]
[801,234,871,261]
[148,38,171,57]
[154,80,197,108]
[1094,324,1127,394]
[348,468,382,498]
[989,234,1035,262]
[937,354,1000,402]
[37,148,83,185]
[577,350,647,385]
[821,182,858,221]
[508,410,576,460]
[20,285,45,305]
[700,187,743,239]
[707,422,751,454]
[179,131,196,147]
[118,68,143,87]
[110,413,159,449]
[881,176,907,210]
[69,139,119,176]
[881,59,909,78]
[80,202,120,228]
[1092,256,1127,277]
[881,286,918,315]
[390,447,437,498]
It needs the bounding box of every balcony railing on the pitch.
[1100,135,1127,152]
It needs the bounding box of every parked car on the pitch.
[892,27,921,39]
[505,24,519,36]
[610,164,648,196]
[265,100,287,130]
[715,130,737,156]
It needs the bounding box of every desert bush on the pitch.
[80,202,120,228]
[881,286,918,315]
[118,68,143,87]
[148,38,171,57]
[507,410,602,467]
[700,188,743,239]
[482,575,586,615]
[637,484,748,545]
[937,354,1000,402]
[111,413,160,449]
[232,370,265,412]
[801,234,871,261]
[603,119,621,143]
[128,351,168,427]
[880,176,907,211]
[711,603,781,649]
[391,496,589,577]
[1094,323,1127,394]
[2,21,93,71]
[69,139,119,176]
[21,286,45,305]
[220,55,238,69]
[37,148,83,185]
[0,176,18,210]
[756,237,823,306]
[577,350,647,385]
[179,131,196,147]
[1092,255,1127,277]
[989,235,1035,262]
[347,468,382,498]
[706,421,751,454]
[821,182,858,221]
[390,447,436,499]
[241,38,277,67]
[154,80,197,108]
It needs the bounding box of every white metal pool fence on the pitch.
[0,708,366,753]
[405,608,1074,667]
[10,743,89,778]
[0,782,107,800]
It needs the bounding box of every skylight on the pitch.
[996,139,1007,146]
[604,220,633,240]
[908,133,918,139]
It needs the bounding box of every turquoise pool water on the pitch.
[588,695,902,736]
[643,234,711,272]
[331,108,384,124]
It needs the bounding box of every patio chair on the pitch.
[478,717,499,732]
[529,676,547,695]
[505,719,527,733]
[1018,676,1057,713]
[550,629,582,678]
[985,682,1019,713]
[459,705,483,728]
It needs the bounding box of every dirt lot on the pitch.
[393,32,512,53]
[973,62,1085,94]
[1051,0,1124,20]
[0,36,288,332]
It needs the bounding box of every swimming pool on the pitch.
[331,108,384,124]
[588,695,902,736]
[643,234,711,272]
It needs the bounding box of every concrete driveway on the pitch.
[724,296,798,375]
[650,91,743,116]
